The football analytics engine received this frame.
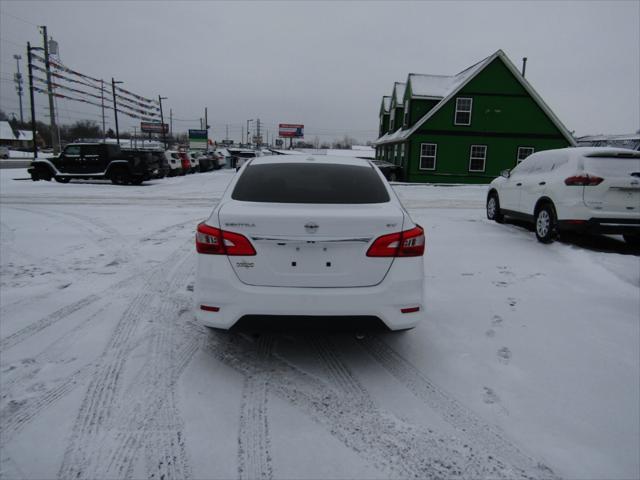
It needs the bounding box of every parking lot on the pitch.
[1,168,638,479]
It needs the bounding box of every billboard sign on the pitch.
[188,129,208,150]
[279,123,304,138]
[140,122,168,134]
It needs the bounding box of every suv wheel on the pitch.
[535,204,557,243]
[110,169,129,185]
[623,234,640,247]
[486,193,504,223]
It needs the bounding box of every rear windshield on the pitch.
[232,163,390,204]
[584,157,640,176]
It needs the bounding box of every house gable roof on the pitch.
[379,96,391,116]
[0,121,17,141]
[390,82,406,109]
[376,50,576,146]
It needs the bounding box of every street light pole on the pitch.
[158,95,167,149]
[13,54,24,124]
[111,78,123,145]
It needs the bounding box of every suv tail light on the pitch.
[564,174,604,186]
[196,223,256,256]
[367,225,425,257]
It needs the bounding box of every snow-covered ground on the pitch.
[0,169,638,479]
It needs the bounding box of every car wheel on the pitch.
[535,204,558,243]
[622,234,640,246]
[486,193,504,223]
[130,176,144,185]
[110,169,129,185]
[54,176,71,183]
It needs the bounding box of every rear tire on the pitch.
[623,234,640,246]
[130,176,144,185]
[486,193,504,223]
[535,203,558,243]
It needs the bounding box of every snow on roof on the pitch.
[382,96,391,112]
[17,130,33,141]
[408,74,454,98]
[0,121,17,141]
[393,82,406,106]
[577,133,640,142]
[252,155,371,167]
[376,50,576,147]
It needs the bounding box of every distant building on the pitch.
[374,50,576,183]
[576,133,639,151]
[0,121,35,149]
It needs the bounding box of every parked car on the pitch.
[187,151,200,173]
[178,151,192,174]
[194,155,425,331]
[0,145,9,159]
[164,150,184,176]
[372,159,403,181]
[28,143,159,185]
[486,147,640,244]
[227,148,260,168]
[194,151,215,172]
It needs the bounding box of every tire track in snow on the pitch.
[205,331,540,479]
[0,294,101,352]
[57,248,197,480]
[238,334,274,480]
[359,335,557,478]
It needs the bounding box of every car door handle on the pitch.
[538,181,546,186]
[516,182,522,186]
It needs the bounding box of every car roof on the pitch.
[250,155,373,167]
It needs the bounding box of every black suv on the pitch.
[29,143,159,185]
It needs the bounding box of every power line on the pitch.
[0,10,40,27]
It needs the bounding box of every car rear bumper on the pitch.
[559,217,640,235]
[195,255,425,331]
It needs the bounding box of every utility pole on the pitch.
[111,78,122,144]
[159,95,167,149]
[41,26,59,154]
[27,42,38,160]
[13,54,24,124]
[204,107,208,150]
[225,124,228,142]
[247,119,254,147]
[100,79,106,141]
[256,118,261,148]
[169,108,173,137]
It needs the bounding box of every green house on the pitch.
[375,50,576,183]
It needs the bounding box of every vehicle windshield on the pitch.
[231,162,390,204]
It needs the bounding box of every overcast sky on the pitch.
[1,0,638,144]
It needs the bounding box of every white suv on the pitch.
[194,156,425,331]
[487,147,640,244]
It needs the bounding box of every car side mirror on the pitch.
[500,169,511,178]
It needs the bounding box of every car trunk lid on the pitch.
[218,201,405,287]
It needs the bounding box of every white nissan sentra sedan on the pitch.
[194,155,425,331]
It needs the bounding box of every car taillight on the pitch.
[564,174,603,186]
[195,223,256,256]
[367,225,425,257]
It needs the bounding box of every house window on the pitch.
[419,143,437,170]
[400,143,405,163]
[403,100,409,127]
[390,109,395,131]
[454,97,473,126]
[393,145,398,163]
[469,145,487,172]
[517,146,534,163]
